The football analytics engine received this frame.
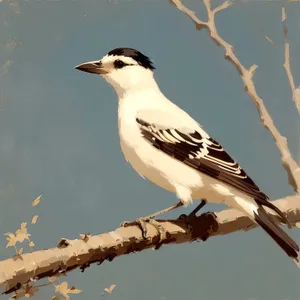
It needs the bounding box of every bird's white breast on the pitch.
[117,89,209,204]
[118,89,173,190]
[116,89,256,211]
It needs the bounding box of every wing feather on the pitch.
[136,117,268,203]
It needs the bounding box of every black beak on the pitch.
[74,60,108,75]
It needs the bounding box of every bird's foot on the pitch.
[120,218,166,248]
[178,200,207,232]
[148,219,166,249]
[120,217,152,239]
[178,213,197,233]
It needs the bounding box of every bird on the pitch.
[75,47,299,265]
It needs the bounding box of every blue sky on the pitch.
[0,0,300,299]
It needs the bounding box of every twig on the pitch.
[281,7,300,113]
[169,0,300,192]
[0,195,300,296]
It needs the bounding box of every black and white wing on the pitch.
[136,112,268,204]
[135,110,297,260]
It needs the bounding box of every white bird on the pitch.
[75,47,299,265]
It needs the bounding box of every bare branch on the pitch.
[170,0,207,30]
[1,195,300,296]
[282,7,300,112]
[265,35,275,46]
[213,0,232,15]
[244,64,258,82]
[282,6,286,23]
[169,0,300,192]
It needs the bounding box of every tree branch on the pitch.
[281,7,300,113]
[170,0,300,192]
[2,2,300,299]
[1,195,300,296]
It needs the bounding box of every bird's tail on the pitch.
[241,199,299,266]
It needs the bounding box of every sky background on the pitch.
[0,0,300,299]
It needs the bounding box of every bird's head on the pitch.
[75,48,156,96]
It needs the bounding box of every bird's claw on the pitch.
[178,213,195,232]
[149,219,166,250]
[120,218,150,239]
[120,218,166,248]
[136,218,148,239]
[120,220,136,227]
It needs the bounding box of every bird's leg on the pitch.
[178,200,207,229]
[138,201,184,221]
[120,201,184,240]
[189,199,207,217]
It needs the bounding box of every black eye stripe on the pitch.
[114,59,134,69]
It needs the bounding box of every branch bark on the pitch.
[281,7,300,113]
[1,195,300,296]
[170,0,300,192]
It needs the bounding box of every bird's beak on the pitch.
[74,60,109,75]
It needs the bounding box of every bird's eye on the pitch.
[114,60,126,69]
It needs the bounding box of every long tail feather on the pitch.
[254,205,299,264]
[255,198,292,229]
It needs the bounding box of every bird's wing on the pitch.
[136,109,268,203]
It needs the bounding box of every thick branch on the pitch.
[1,195,300,295]
[170,0,300,192]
